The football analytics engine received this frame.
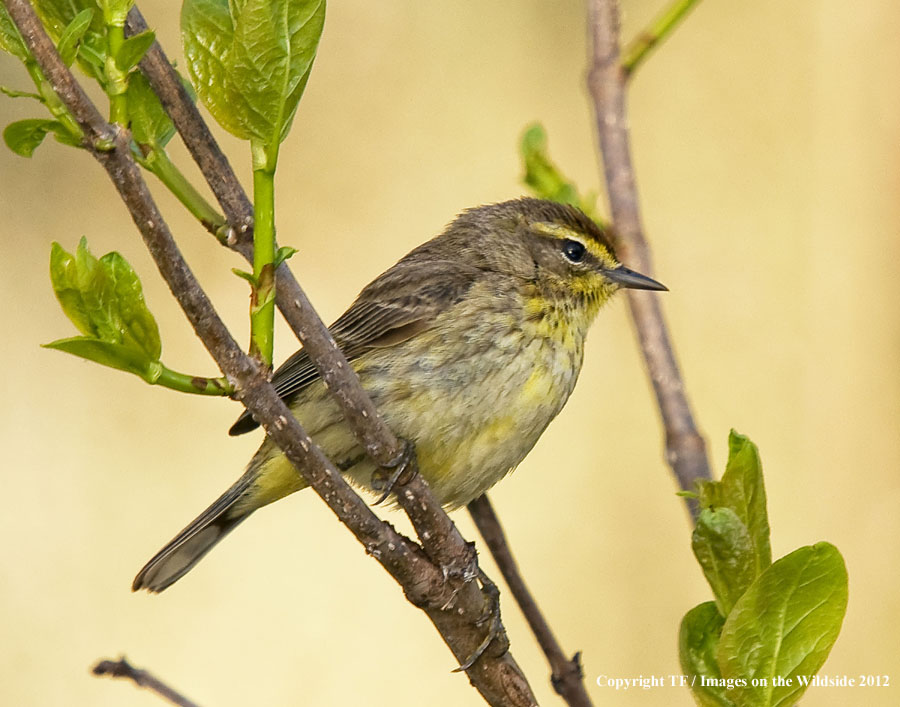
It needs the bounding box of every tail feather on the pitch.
[133,477,254,593]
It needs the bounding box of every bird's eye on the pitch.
[561,239,586,263]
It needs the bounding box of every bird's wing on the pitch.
[228,259,483,435]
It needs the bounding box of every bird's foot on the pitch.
[371,438,417,505]
[452,569,508,672]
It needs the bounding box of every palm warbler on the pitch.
[133,197,665,592]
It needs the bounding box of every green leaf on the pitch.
[679,602,734,707]
[34,0,108,83]
[48,239,161,360]
[722,431,772,571]
[717,542,849,707]
[182,0,326,148]
[0,5,30,60]
[232,267,256,284]
[273,245,297,268]
[3,119,64,157]
[0,86,44,100]
[99,251,161,359]
[56,8,94,67]
[692,508,757,616]
[126,71,175,148]
[43,337,156,380]
[115,29,155,72]
[50,240,95,336]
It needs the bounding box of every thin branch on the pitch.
[587,0,711,507]
[621,0,704,78]
[92,657,200,707]
[5,2,535,703]
[469,495,593,707]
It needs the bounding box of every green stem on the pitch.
[105,23,128,124]
[24,59,83,140]
[621,0,704,77]
[150,363,234,395]
[250,140,277,367]
[139,146,228,239]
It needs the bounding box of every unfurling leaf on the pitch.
[48,239,162,373]
[697,430,772,577]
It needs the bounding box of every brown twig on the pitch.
[469,495,593,707]
[4,1,535,703]
[587,0,711,508]
[92,657,200,707]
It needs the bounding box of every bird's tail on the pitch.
[132,474,255,593]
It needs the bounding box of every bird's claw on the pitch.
[452,570,506,672]
[371,438,417,505]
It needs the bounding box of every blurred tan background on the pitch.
[2,1,898,705]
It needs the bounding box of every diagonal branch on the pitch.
[4,1,535,703]
[124,7,466,569]
[587,0,711,507]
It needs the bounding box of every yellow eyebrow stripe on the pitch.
[531,221,586,241]
[530,221,617,265]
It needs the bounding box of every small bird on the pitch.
[133,198,666,592]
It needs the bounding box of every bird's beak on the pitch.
[605,265,668,291]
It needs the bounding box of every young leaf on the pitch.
[0,5,30,60]
[3,119,65,157]
[0,86,44,100]
[722,431,772,571]
[182,0,326,148]
[43,337,155,380]
[692,508,757,616]
[100,251,161,359]
[697,430,772,577]
[50,240,96,336]
[56,8,94,67]
[679,602,734,707]
[126,72,175,148]
[273,245,297,268]
[232,267,256,285]
[48,239,161,360]
[34,0,108,83]
[717,542,848,707]
[115,29,155,72]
